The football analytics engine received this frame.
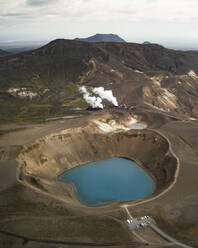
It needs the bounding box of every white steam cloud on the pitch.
[79,86,118,109]
[79,86,103,109]
[93,87,118,107]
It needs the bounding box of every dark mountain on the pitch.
[0,41,47,54]
[75,33,126,43]
[142,41,152,45]
[1,38,198,122]
[0,49,10,57]
[189,50,198,54]
[1,39,198,89]
[6,46,41,54]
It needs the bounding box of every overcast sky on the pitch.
[0,0,198,48]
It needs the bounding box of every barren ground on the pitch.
[0,109,198,248]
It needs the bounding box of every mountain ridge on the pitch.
[75,33,126,43]
[0,49,10,57]
[1,38,198,90]
[1,38,198,122]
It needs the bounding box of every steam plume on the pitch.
[79,86,103,108]
[79,86,118,108]
[93,87,118,106]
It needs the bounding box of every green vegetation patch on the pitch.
[0,101,84,124]
[64,84,79,95]
[99,118,112,124]
[7,104,52,123]
[63,97,90,109]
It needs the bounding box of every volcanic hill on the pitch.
[1,39,198,122]
[0,49,10,57]
[75,33,126,43]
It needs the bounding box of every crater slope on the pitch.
[17,119,177,210]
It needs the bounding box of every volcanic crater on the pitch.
[17,120,178,211]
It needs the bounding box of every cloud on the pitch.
[26,0,57,6]
[1,13,26,17]
[146,0,158,3]
[0,0,197,47]
[1,0,198,22]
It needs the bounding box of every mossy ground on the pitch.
[64,83,79,95]
[0,95,89,124]
[63,97,90,109]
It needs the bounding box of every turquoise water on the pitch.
[131,123,147,130]
[59,158,155,206]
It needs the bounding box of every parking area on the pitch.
[126,216,152,230]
